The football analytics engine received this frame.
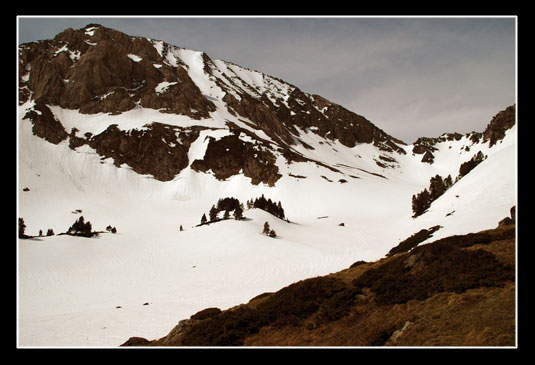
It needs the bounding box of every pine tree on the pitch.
[263,221,271,235]
[444,174,453,189]
[223,210,230,219]
[277,201,285,219]
[180,225,184,232]
[412,189,431,218]
[201,213,207,225]
[209,205,218,221]
[234,205,244,220]
[429,175,445,200]
[46,228,54,236]
[68,216,93,237]
[19,218,26,238]
[458,151,486,180]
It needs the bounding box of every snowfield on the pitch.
[17,101,516,347]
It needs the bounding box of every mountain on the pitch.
[19,23,405,184]
[17,24,516,347]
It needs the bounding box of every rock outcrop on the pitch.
[22,101,68,144]
[191,132,282,186]
[88,123,191,181]
[482,104,516,147]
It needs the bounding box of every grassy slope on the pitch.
[122,219,516,347]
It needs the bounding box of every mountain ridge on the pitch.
[19,23,409,185]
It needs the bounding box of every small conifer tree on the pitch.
[263,221,271,235]
[19,218,26,238]
[68,216,93,237]
[234,205,244,220]
[209,205,218,221]
[412,189,431,218]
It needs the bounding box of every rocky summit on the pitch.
[19,23,406,185]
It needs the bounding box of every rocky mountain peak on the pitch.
[19,24,215,117]
[25,25,518,188]
[19,25,405,143]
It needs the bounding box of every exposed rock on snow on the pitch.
[23,101,68,144]
[88,123,191,181]
[191,133,281,186]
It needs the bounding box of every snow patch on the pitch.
[85,27,96,36]
[127,54,142,62]
[155,81,178,95]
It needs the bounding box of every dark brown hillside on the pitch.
[122,213,516,347]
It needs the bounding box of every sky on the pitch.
[17,16,516,144]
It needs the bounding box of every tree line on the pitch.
[246,195,285,220]
[199,195,287,226]
[18,216,117,239]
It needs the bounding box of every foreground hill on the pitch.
[123,212,515,347]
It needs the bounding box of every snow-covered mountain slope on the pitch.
[17,24,516,347]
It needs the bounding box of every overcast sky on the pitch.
[17,16,516,143]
